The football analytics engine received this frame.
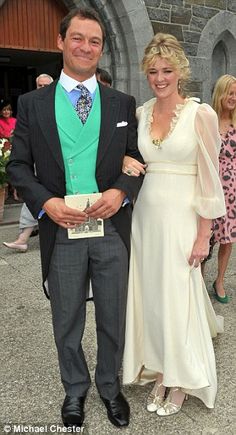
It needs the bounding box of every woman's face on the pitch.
[1,105,12,118]
[146,57,180,99]
[221,83,236,113]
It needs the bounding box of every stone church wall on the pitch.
[62,0,236,104]
[144,0,236,101]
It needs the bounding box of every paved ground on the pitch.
[0,204,235,435]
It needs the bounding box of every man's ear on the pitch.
[57,34,63,52]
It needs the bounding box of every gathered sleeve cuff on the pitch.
[194,104,226,219]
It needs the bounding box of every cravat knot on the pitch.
[75,84,92,124]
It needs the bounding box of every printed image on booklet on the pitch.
[64,193,104,239]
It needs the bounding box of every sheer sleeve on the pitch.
[136,106,143,122]
[194,103,226,219]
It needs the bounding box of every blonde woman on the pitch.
[122,34,226,416]
[211,75,236,303]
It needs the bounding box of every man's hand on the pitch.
[86,189,126,219]
[43,197,87,228]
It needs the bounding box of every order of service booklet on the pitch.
[64,193,104,239]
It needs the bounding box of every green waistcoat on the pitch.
[55,83,101,194]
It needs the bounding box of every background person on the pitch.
[0,100,16,139]
[7,7,143,429]
[3,74,54,252]
[96,67,112,87]
[210,74,236,303]
[122,33,225,416]
[0,100,17,201]
[36,73,54,88]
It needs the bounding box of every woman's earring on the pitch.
[178,80,181,93]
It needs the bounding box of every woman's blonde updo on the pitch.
[142,33,190,93]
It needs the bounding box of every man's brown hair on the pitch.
[59,7,106,48]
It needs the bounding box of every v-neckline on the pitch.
[148,98,189,146]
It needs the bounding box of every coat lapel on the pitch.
[96,83,120,168]
[34,80,65,172]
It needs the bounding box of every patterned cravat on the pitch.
[75,84,92,124]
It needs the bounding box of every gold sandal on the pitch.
[156,387,188,416]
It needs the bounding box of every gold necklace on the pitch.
[152,138,163,150]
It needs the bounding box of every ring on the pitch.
[127,169,132,175]
[200,258,205,262]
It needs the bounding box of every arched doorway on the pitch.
[197,11,236,102]
[212,40,227,90]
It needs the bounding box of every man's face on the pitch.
[57,16,103,81]
[37,77,52,88]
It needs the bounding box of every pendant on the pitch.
[152,138,162,150]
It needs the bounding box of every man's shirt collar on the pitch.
[59,70,97,94]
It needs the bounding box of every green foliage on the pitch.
[0,138,11,188]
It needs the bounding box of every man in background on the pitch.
[96,67,112,87]
[36,73,54,88]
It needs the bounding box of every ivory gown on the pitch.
[123,98,226,408]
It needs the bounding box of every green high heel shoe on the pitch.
[213,281,229,304]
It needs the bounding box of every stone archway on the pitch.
[212,39,227,87]
[196,11,236,102]
[61,0,153,105]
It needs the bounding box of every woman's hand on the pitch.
[188,236,210,268]
[122,156,147,177]
[188,217,212,268]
